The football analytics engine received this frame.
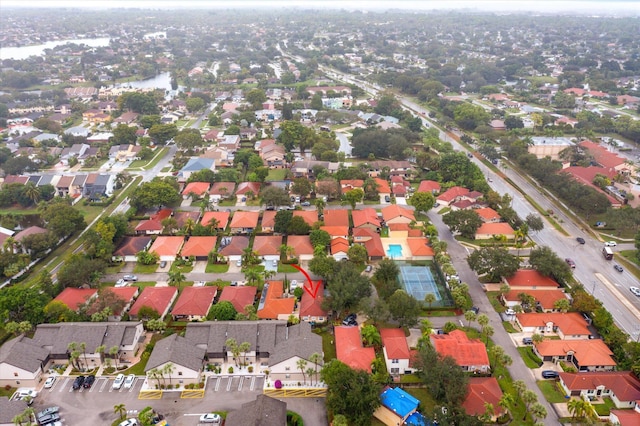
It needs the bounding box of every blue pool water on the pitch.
[387,244,403,258]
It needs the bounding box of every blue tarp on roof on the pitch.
[405,412,429,426]
[380,387,420,419]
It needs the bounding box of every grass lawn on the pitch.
[405,387,437,413]
[266,168,287,181]
[218,199,237,206]
[0,386,15,398]
[502,321,519,333]
[537,380,568,403]
[313,329,336,363]
[278,264,299,273]
[134,263,159,274]
[135,281,157,291]
[593,397,616,416]
[206,263,230,273]
[517,347,543,368]
[171,264,194,274]
[422,309,458,317]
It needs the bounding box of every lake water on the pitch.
[0,37,111,61]
[116,72,172,91]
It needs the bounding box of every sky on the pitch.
[3,0,640,15]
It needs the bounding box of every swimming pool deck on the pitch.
[382,237,411,260]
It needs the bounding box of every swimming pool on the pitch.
[387,244,403,258]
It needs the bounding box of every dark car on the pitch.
[614,264,624,272]
[541,370,559,379]
[522,337,533,345]
[565,258,576,269]
[470,306,480,314]
[72,375,85,390]
[342,313,357,326]
[576,237,586,244]
[83,374,95,388]
[37,413,60,424]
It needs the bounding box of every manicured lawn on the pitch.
[171,264,194,274]
[134,263,159,274]
[313,329,336,362]
[422,309,458,317]
[593,397,616,416]
[205,263,230,273]
[266,168,287,181]
[278,264,299,273]
[219,199,236,206]
[502,321,519,333]
[406,387,437,413]
[517,347,543,368]
[0,386,15,398]
[537,380,568,403]
[135,281,157,290]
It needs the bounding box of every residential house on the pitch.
[0,397,29,426]
[173,211,201,231]
[430,330,490,373]
[13,226,48,253]
[320,225,350,240]
[558,371,640,408]
[374,178,392,204]
[219,135,241,152]
[240,127,258,140]
[291,160,339,178]
[381,205,415,225]
[515,313,592,340]
[149,236,185,261]
[462,378,504,421]
[129,287,178,320]
[535,340,616,372]
[55,175,74,197]
[70,174,87,198]
[181,182,210,199]
[171,286,218,321]
[235,182,261,202]
[86,287,139,321]
[610,407,640,426]
[145,334,205,386]
[374,387,424,426]
[180,236,217,260]
[436,186,471,207]
[340,179,364,195]
[323,209,349,228]
[352,208,381,231]
[417,180,441,194]
[380,328,413,376]
[218,286,257,315]
[501,289,569,313]
[0,336,50,388]
[257,281,297,321]
[60,143,90,165]
[230,211,260,234]
[406,238,435,261]
[335,326,375,372]
[226,395,287,426]
[252,236,282,264]
[579,140,630,174]
[299,281,327,324]
[367,160,413,178]
[285,235,314,261]
[112,236,152,262]
[108,144,142,162]
[260,143,286,168]
[260,210,277,233]
[208,182,236,202]
[83,173,114,200]
[112,111,138,124]
[330,237,350,261]
[199,211,230,231]
[178,158,215,181]
[218,236,250,262]
[200,146,231,168]
[82,109,110,123]
[266,321,324,384]
[474,207,501,223]
[353,228,385,260]
[505,270,560,290]
[292,210,318,227]
[475,222,515,240]
[52,288,97,312]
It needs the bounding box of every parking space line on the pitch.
[249,376,256,391]
[98,379,109,392]
[128,379,137,392]
[213,377,221,392]
[238,377,243,391]
[226,377,234,391]
[59,378,70,393]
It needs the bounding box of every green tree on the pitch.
[208,301,237,320]
[387,290,421,328]
[291,178,312,196]
[129,178,181,210]
[467,247,520,282]
[413,344,469,405]
[287,216,311,235]
[174,128,204,151]
[529,246,572,284]
[0,286,49,325]
[320,360,381,426]
[361,324,381,348]
[309,229,331,250]
[112,124,137,145]
[148,123,178,144]
[260,186,290,208]
[185,97,205,113]
[322,262,371,318]
[246,88,267,110]
[347,244,368,265]
[442,209,483,239]
[274,210,293,234]
[39,200,86,239]
[409,191,435,213]
[344,188,364,209]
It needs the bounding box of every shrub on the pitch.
[228,366,234,374]
[248,366,253,373]
[198,382,204,388]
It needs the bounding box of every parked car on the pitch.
[342,313,358,326]
[83,375,95,389]
[470,306,480,314]
[365,265,372,273]
[43,377,56,389]
[604,241,617,247]
[124,374,135,389]
[199,413,222,424]
[37,413,60,425]
[541,370,559,379]
[159,261,167,268]
[565,258,576,269]
[272,259,278,267]
[115,279,127,287]
[112,374,125,390]
[630,286,640,297]
[236,259,242,267]
[504,309,516,316]
[522,337,533,345]
[123,274,137,281]
[614,264,624,273]
[37,407,59,418]
[290,280,298,290]
[118,419,139,426]
[72,376,85,390]
[301,201,311,206]
[384,195,391,203]
[576,237,586,244]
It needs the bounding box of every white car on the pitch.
[43,376,56,389]
[236,259,242,267]
[115,279,127,287]
[112,374,125,390]
[604,241,617,247]
[124,374,135,389]
[290,280,298,290]
[199,413,221,424]
[118,419,138,426]
[505,309,516,316]
[630,287,640,297]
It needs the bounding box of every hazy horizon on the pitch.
[3,0,640,16]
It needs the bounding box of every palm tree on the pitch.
[238,342,251,366]
[297,358,308,385]
[113,403,127,420]
[424,293,436,310]
[12,413,25,426]
[95,345,106,364]
[225,338,240,367]
[244,268,261,285]
[314,198,325,216]
[279,244,295,260]
[360,325,381,348]
[498,392,515,419]
[79,342,88,371]
[22,408,35,426]
[464,310,477,327]
[206,217,220,232]
[23,183,41,205]
[168,270,186,286]
[163,363,175,387]
[183,218,196,235]
[109,345,119,370]
[309,352,323,384]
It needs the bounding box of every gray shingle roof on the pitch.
[0,336,49,373]
[225,394,287,426]
[268,322,323,366]
[145,334,205,373]
[0,397,29,424]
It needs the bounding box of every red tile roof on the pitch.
[173,211,200,228]
[261,210,277,229]
[335,326,375,372]
[171,286,218,317]
[135,219,163,232]
[293,210,319,226]
[181,236,217,257]
[323,209,349,227]
[340,179,364,190]
[53,288,97,311]
[218,286,257,314]
[610,409,640,426]
[474,207,501,222]
[331,237,349,255]
[149,236,185,257]
[476,222,515,236]
[151,208,173,221]
[363,234,385,257]
[209,181,236,196]
[235,181,261,195]
[462,377,504,417]
[129,286,178,317]
[517,312,591,336]
[388,223,411,232]
[538,340,616,367]
[374,178,391,194]
[252,235,282,256]
[380,328,410,360]
[103,286,138,312]
[218,236,250,256]
[351,208,380,228]
[506,270,559,288]
[299,281,327,318]
[430,330,489,368]
[381,205,415,222]
[286,235,315,256]
[113,236,152,256]
[436,186,469,203]
[182,181,210,197]
[257,281,296,319]
[406,238,435,257]
[200,211,230,229]
[320,226,349,238]
[579,140,626,169]
[230,211,260,229]
[503,289,568,311]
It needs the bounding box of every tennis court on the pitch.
[399,264,442,302]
